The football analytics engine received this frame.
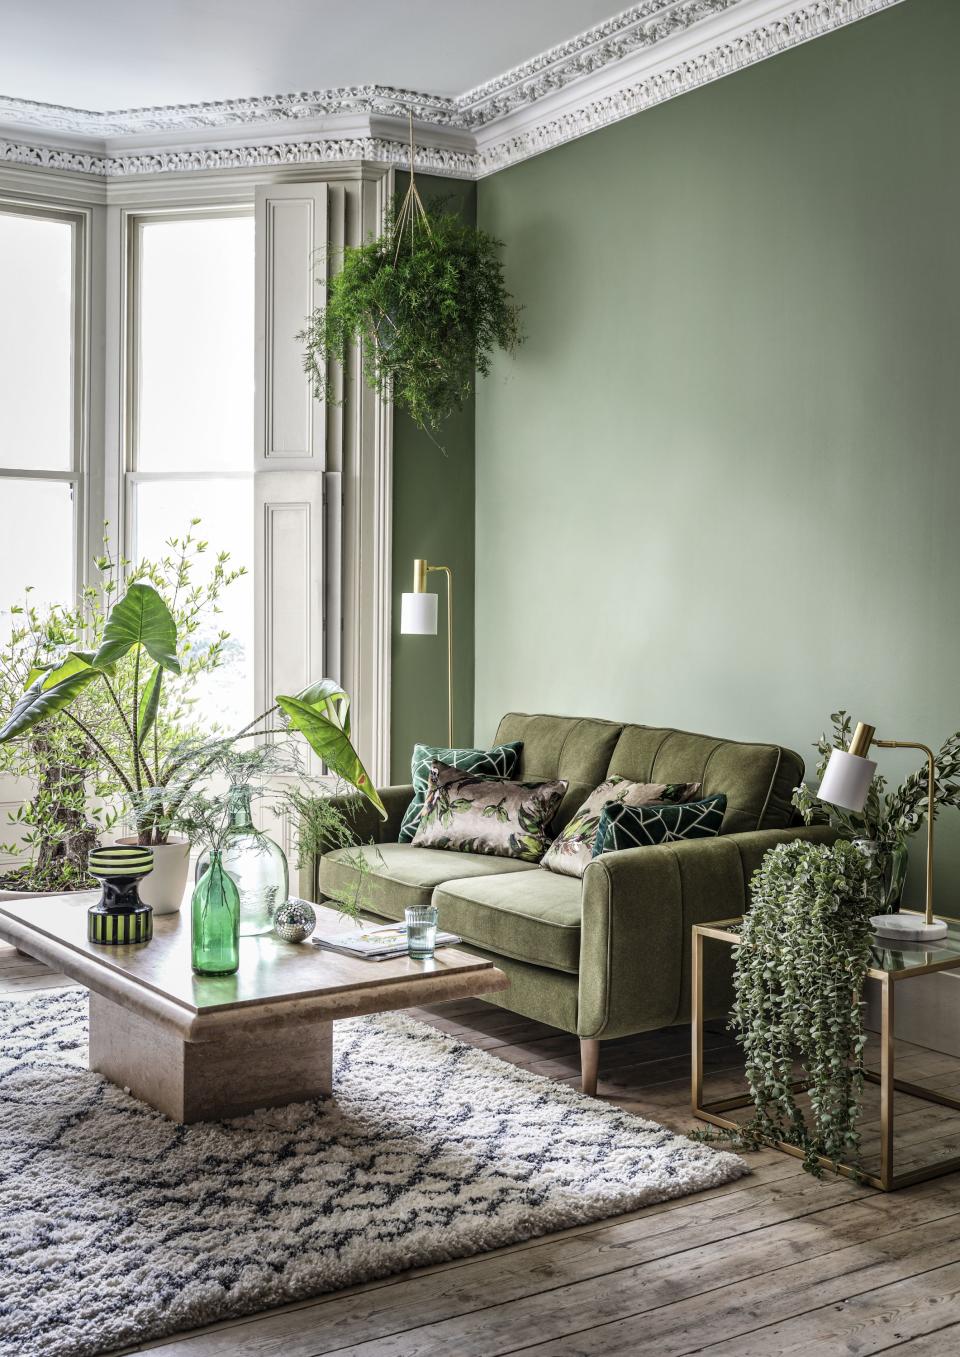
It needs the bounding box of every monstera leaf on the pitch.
[94,583,181,674]
[0,666,103,744]
[277,683,385,818]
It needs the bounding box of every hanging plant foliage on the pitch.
[299,156,522,437]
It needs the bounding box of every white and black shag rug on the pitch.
[0,988,746,1357]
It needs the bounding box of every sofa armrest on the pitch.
[577,824,837,1040]
[296,783,414,900]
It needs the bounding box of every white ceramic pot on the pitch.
[116,837,190,915]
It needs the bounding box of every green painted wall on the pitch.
[390,174,476,780]
[475,0,960,893]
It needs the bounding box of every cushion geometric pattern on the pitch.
[398,740,523,841]
[412,760,568,862]
[594,794,728,855]
[540,777,701,878]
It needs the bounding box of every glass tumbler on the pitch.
[405,904,439,960]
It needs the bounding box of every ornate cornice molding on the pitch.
[0,0,902,184]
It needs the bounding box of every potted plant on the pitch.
[793,710,960,912]
[299,184,522,441]
[1,597,383,913]
[0,529,242,902]
[700,839,881,1176]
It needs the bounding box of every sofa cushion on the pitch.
[319,843,537,919]
[595,794,728,854]
[412,761,567,862]
[398,739,523,841]
[435,871,582,974]
[605,725,803,832]
[541,776,701,878]
[493,712,624,833]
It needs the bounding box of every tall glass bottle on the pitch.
[195,786,288,936]
[191,852,240,975]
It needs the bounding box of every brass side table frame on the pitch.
[692,915,960,1191]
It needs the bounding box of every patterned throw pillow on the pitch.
[412,760,568,862]
[541,777,702,878]
[593,794,728,855]
[399,740,523,842]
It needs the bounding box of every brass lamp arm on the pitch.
[872,738,937,927]
[411,559,453,747]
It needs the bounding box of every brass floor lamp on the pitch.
[399,558,453,746]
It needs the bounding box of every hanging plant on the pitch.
[299,126,522,438]
[728,839,881,1176]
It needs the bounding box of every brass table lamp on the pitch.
[399,558,453,746]
[818,720,946,941]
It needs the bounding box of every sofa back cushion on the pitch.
[493,713,803,836]
[493,713,623,832]
[606,725,802,832]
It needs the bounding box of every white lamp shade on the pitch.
[817,747,877,813]
[400,591,438,636]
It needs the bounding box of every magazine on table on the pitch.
[311,920,461,960]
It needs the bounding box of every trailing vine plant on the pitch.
[696,839,881,1177]
[299,120,522,441]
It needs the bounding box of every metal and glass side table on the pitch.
[692,913,960,1191]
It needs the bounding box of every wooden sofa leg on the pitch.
[580,1038,599,1096]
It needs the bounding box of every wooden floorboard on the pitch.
[3,942,960,1356]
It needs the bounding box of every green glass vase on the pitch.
[191,851,240,975]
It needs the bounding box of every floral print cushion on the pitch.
[398,740,523,842]
[411,760,568,862]
[540,776,702,878]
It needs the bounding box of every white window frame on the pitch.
[0,197,90,598]
[121,205,255,563]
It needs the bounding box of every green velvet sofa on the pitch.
[305,712,834,1093]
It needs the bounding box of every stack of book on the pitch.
[311,921,461,960]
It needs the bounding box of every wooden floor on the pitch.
[6,945,960,1356]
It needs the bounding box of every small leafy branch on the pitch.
[299,199,522,439]
[793,710,960,851]
[700,840,881,1177]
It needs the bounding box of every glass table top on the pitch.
[703,914,960,978]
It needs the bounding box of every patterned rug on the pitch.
[0,989,747,1357]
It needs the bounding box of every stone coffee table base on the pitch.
[0,892,508,1123]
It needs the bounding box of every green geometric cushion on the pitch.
[398,740,523,842]
[593,794,727,855]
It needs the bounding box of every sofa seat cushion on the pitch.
[434,871,582,974]
[319,843,537,919]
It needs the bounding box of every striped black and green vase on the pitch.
[87,845,154,945]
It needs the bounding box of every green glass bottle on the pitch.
[191,851,240,975]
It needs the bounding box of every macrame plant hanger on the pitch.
[393,111,433,264]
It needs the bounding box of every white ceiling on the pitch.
[2,0,626,111]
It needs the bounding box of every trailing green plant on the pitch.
[793,710,960,853]
[0,527,242,889]
[299,196,522,438]
[725,839,881,1176]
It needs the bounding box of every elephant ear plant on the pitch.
[0,570,384,856]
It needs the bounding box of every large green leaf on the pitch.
[93,583,181,674]
[0,668,103,744]
[295,678,352,737]
[276,692,385,818]
[137,666,163,745]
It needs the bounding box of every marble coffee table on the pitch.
[0,892,507,1122]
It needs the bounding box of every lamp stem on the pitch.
[425,564,453,746]
[874,739,936,925]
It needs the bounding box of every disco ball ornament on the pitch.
[273,898,317,943]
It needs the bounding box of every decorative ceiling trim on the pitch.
[0,0,903,184]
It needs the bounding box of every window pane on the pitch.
[0,480,74,636]
[137,217,255,473]
[133,478,254,733]
[0,213,73,470]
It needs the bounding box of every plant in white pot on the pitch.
[0,530,242,903]
[1,544,385,913]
